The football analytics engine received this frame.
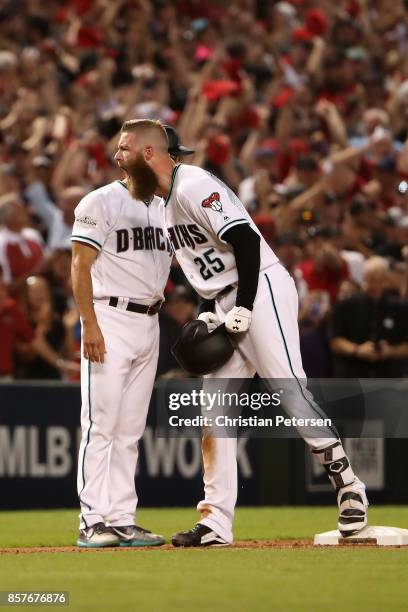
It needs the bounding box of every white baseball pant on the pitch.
[198,263,342,543]
[78,302,159,529]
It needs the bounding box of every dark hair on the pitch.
[349,197,369,216]
[296,156,319,172]
[307,225,340,239]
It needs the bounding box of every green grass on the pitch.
[1,507,408,612]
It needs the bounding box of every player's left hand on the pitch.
[225,306,252,333]
[197,311,219,332]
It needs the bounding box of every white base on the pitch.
[314,526,408,546]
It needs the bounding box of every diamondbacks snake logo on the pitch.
[201,192,223,213]
[201,192,229,220]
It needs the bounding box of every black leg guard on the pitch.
[312,441,355,491]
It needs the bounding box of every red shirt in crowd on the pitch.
[296,259,349,304]
[0,228,43,285]
[0,298,34,376]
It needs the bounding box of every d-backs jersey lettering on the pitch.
[71,181,171,302]
[159,164,278,299]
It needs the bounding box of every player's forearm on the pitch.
[71,259,97,324]
[223,225,260,311]
[198,297,216,315]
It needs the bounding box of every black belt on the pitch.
[108,297,163,315]
[215,284,235,300]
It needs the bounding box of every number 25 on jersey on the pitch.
[194,248,225,280]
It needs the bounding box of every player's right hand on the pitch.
[225,306,252,333]
[197,311,219,333]
[82,320,106,363]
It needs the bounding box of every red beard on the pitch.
[126,154,159,201]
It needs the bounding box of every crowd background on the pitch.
[1,0,408,380]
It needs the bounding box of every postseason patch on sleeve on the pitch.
[75,215,98,227]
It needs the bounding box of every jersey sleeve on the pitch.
[180,171,249,244]
[71,191,108,252]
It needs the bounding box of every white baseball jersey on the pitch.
[71,180,172,302]
[159,164,278,299]
[156,164,355,546]
[74,180,173,531]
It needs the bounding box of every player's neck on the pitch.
[155,159,177,198]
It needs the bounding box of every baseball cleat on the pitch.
[77,522,120,548]
[111,525,165,547]
[337,479,368,537]
[171,523,229,547]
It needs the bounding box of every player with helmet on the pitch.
[117,119,368,548]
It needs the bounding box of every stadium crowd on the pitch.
[1,0,408,379]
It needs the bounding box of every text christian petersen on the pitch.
[166,390,332,429]
[168,415,332,428]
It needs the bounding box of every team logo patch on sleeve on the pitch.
[201,192,224,214]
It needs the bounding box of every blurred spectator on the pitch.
[285,155,321,190]
[0,193,44,292]
[296,226,349,304]
[341,198,379,258]
[299,289,331,377]
[0,271,75,379]
[376,215,407,262]
[331,257,408,377]
[157,286,197,377]
[0,270,34,379]
[25,181,87,250]
[274,232,303,275]
[45,248,75,315]
[238,140,280,211]
[337,278,361,302]
[19,275,78,379]
[1,0,408,378]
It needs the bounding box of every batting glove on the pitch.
[197,311,219,332]
[225,306,252,333]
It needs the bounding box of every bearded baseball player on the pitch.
[120,119,368,547]
[70,123,191,548]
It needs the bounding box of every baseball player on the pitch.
[121,119,368,547]
[71,122,190,547]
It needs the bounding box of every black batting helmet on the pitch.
[163,125,195,157]
[171,321,234,375]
